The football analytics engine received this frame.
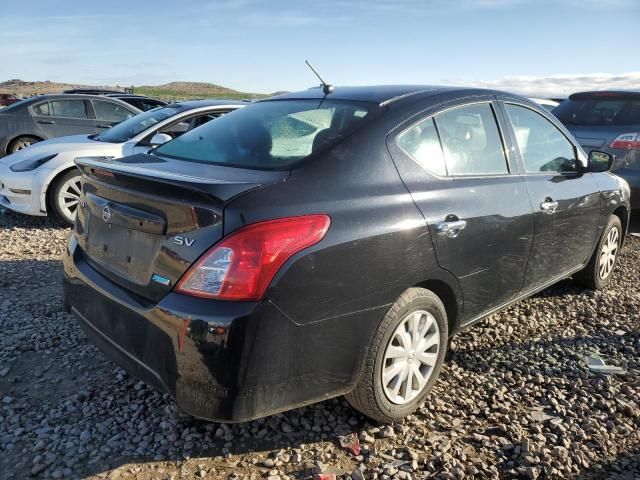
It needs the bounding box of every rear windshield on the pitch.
[95,105,182,143]
[553,95,640,126]
[154,99,373,170]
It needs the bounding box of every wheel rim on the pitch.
[57,176,82,223]
[381,310,440,405]
[14,139,34,151]
[598,226,619,280]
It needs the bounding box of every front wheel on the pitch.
[49,170,82,226]
[345,288,448,423]
[575,215,622,290]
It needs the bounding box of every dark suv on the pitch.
[553,91,640,211]
[63,86,630,423]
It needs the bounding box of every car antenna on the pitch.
[305,60,334,95]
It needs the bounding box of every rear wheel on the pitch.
[49,170,82,226]
[9,135,41,154]
[576,215,622,290]
[345,288,448,423]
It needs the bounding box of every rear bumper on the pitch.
[63,235,378,422]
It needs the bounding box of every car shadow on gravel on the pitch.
[0,208,69,230]
[579,449,640,479]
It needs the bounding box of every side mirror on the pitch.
[587,150,614,172]
[149,133,172,146]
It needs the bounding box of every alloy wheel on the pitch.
[57,176,82,223]
[381,310,440,404]
[598,226,619,280]
[14,139,34,151]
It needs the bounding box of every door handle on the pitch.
[96,124,112,129]
[434,219,467,238]
[37,120,55,124]
[540,199,558,214]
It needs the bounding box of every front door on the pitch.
[90,99,137,132]
[389,100,534,322]
[501,102,601,290]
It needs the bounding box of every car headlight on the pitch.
[9,154,58,172]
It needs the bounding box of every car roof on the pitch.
[569,90,640,100]
[11,94,142,112]
[63,88,124,94]
[105,93,159,99]
[19,93,137,103]
[269,85,520,105]
[167,99,247,109]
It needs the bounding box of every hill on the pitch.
[0,79,267,101]
[135,81,265,101]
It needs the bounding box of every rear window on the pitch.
[154,99,372,170]
[553,95,640,126]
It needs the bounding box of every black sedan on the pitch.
[0,94,140,157]
[63,85,630,423]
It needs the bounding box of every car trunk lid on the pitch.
[74,153,289,303]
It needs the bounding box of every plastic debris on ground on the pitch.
[338,432,361,456]
[585,354,627,374]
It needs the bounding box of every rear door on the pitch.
[388,99,534,322]
[500,101,601,289]
[31,99,96,137]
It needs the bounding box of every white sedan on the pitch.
[0,100,244,225]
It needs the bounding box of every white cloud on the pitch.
[445,72,640,98]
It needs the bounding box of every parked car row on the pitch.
[0,83,634,424]
[0,100,243,224]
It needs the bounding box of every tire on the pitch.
[49,170,82,226]
[575,215,622,290]
[345,287,448,423]
[9,135,41,154]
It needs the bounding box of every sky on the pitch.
[0,0,639,96]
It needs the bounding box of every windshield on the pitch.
[95,105,183,143]
[154,99,373,170]
[553,95,640,126]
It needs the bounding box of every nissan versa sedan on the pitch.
[63,86,630,423]
[553,90,640,211]
[0,100,244,225]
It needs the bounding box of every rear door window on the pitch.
[396,103,508,177]
[32,102,51,116]
[397,118,446,176]
[435,103,508,176]
[50,100,88,119]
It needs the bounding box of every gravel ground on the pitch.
[0,209,639,480]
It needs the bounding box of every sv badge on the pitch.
[174,236,195,247]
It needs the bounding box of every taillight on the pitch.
[175,215,331,301]
[610,133,640,149]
